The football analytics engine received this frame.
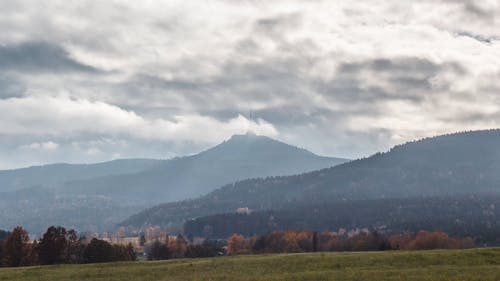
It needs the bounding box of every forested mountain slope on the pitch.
[120,130,500,230]
[184,194,500,245]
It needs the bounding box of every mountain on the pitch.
[0,187,142,234]
[0,134,347,233]
[0,159,162,192]
[62,133,348,204]
[183,194,500,245]
[119,129,500,233]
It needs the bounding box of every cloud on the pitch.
[0,1,500,167]
[462,1,497,18]
[0,41,99,73]
[0,75,25,98]
[21,141,59,151]
[0,95,277,143]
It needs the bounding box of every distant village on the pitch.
[84,226,182,256]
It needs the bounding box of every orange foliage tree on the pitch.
[227,234,247,255]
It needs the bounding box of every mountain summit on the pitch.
[64,134,348,204]
[0,134,348,233]
[199,133,329,162]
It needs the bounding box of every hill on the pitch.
[184,194,500,244]
[0,187,142,233]
[63,133,347,204]
[0,159,162,192]
[120,129,500,232]
[0,134,346,233]
[0,249,499,281]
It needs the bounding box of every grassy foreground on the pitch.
[1,248,500,281]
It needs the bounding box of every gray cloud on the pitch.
[328,58,465,103]
[0,75,25,98]
[457,31,499,44]
[0,41,99,73]
[0,1,500,168]
[463,2,496,19]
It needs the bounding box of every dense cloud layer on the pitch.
[0,0,499,168]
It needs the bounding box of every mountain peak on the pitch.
[198,133,321,161]
[227,132,271,142]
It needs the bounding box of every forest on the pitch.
[121,130,500,233]
[184,194,500,245]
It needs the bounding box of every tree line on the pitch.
[225,230,474,255]
[0,226,135,267]
[0,226,476,267]
[144,229,473,261]
[145,235,225,260]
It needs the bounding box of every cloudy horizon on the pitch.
[1,0,500,169]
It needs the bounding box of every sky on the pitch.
[0,0,499,169]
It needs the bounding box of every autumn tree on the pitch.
[227,234,247,255]
[66,229,85,264]
[147,240,169,261]
[112,243,136,261]
[407,231,473,250]
[83,238,136,263]
[185,240,222,258]
[388,233,414,250]
[83,238,114,263]
[317,232,337,251]
[296,231,314,252]
[38,226,68,265]
[2,227,30,267]
[312,231,318,252]
[168,235,187,259]
[251,235,267,253]
[23,239,39,266]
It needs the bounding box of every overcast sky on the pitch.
[0,0,499,169]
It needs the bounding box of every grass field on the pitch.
[1,248,500,281]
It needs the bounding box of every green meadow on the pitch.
[1,248,500,281]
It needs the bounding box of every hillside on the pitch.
[0,187,142,233]
[0,134,346,233]
[62,133,347,204]
[1,249,500,281]
[0,159,162,192]
[120,129,500,231]
[184,194,500,244]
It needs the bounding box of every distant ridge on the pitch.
[0,134,348,233]
[119,129,500,232]
[0,158,162,192]
[63,133,348,204]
